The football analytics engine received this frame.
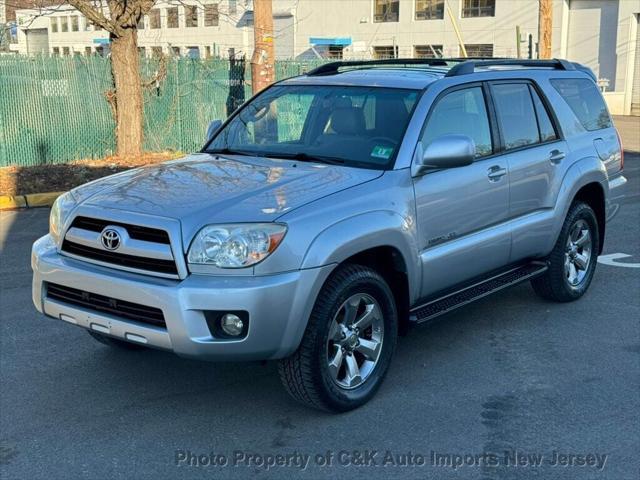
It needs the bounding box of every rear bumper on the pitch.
[32,235,333,361]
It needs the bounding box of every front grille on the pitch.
[46,283,166,328]
[70,216,170,244]
[61,240,178,275]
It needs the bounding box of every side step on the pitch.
[410,262,548,324]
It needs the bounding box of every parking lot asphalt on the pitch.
[1,117,639,480]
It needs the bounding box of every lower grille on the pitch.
[61,240,178,275]
[46,283,166,328]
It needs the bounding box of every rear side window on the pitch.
[492,83,540,150]
[550,78,612,131]
[422,86,493,158]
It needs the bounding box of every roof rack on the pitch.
[306,58,452,76]
[445,58,575,77]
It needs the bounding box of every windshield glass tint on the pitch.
[207,85,419,169]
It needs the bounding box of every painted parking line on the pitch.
[598,253,640,268]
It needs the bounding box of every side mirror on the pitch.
[206,120,223,141]
[412,134,475,177]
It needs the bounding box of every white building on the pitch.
[11,0,640,115]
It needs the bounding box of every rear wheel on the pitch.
[531,202,599,302]
[87,330,146,350]
[278,264,398,412]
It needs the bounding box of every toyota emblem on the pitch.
[100,228,121,251]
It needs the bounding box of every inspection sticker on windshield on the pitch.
[371,146,394,159]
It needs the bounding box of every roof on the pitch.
[278,58,595,90]
[279,67,446,89]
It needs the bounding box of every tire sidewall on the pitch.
[557,204,600,299]
[313,268,398,411]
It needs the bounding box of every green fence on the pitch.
[0,55,328,167]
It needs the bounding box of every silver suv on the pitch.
[32,59,627,411]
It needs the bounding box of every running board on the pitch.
[409,262,548,324]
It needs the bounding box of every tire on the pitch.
[278,264,398,412]
[87,330,147,350]
[531,201,599,302]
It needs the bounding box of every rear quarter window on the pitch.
[550,78,612,131]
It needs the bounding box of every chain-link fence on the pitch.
[0,55,329,167]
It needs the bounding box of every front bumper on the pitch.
[32,235,333,361]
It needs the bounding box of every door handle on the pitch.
[549,149,565,164]
[487,165,507,181]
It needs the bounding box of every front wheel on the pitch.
[278,264,398,412]
[531,201,599,302]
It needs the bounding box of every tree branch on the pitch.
[66,0,123,36]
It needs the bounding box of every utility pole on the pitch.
[251,0,275,94]
[538,0,553,59]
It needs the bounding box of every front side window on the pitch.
[374,0,399,23]
[492,83,541,150]
[421,87,493,158]
[462,0,495,18]
[207,85,419,169]
[550,78,612,131]
[415,0,444,20]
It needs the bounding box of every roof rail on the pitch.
[445,58,575,77]
[306,58,452,76]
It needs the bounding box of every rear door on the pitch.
[413,84,511,298]
[487,80,568,262]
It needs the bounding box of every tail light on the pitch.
[616,129,624,171]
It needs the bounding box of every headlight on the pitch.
[49,191,77,244]
[187,223,287,268]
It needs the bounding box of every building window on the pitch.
[327,45,344,59]
[95,45,104,56]
[373,45,398,59]
[205,45,212,58]
[137,16,145,29]
[205,4,219,26]
[149,9,161,29]
[167,7,179,28]
[185,5,198,27]
[85,46,92,55]
[71,16,79,31]
[187,46,200,59]
[51,18,58,33]
[464,43,493,57]
[415,0,444,20]
[171,46,181,56]
[374,0,399,23]
[60,17,68,32]
[414,44,443,58]
[229,0,237,15]
[138,46,146,57]
[62,46,70,56]
[152,46,163,58]
[52,47,60,56]
[462,0,495,18]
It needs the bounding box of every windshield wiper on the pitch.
[207,147,254,156]
[262,152,345,165]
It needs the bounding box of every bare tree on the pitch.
[65,0,155,156]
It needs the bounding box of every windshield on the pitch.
[206,85,419,169]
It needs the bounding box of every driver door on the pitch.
[413,84,511,298]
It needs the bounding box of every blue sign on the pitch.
[309,37,352,46]
[93,38,110,45]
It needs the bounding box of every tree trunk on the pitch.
[110,29,143,157]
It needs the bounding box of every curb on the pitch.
[0,191,64,211]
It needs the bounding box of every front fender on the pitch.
[300,210,421,302]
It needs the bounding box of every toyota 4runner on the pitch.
[32,59,627,412]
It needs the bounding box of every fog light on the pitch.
[221,313,244,336]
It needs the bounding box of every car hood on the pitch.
[76,152,382,228]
